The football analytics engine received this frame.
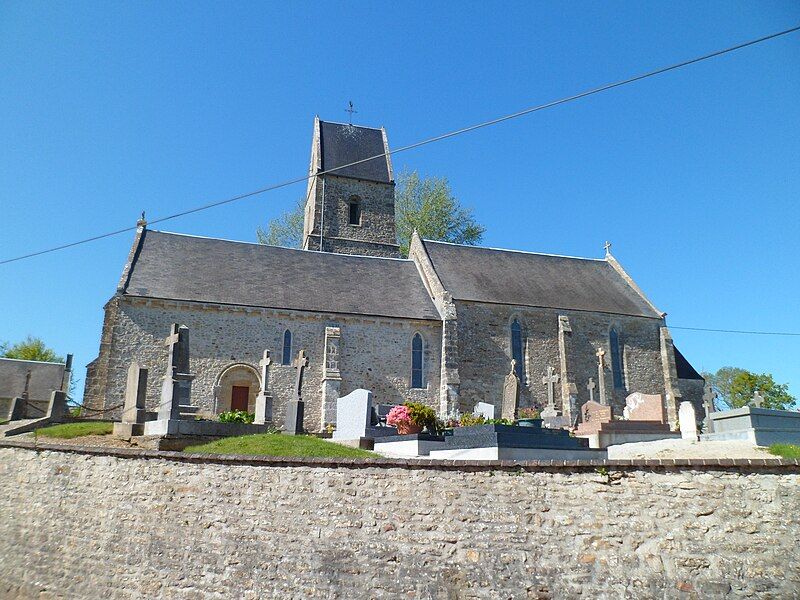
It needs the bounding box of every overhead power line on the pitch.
[2,24,799,266]
[670,326,800,337]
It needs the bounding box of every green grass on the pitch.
[768,444,800,459]
[184,433,376,458]
[36,421,114,439]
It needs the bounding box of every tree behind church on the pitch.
[256,171,485,256]
[1,336,63,363]
[703,366,795,410]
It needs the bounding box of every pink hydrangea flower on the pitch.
[386,405,411,427]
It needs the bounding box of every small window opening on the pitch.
[348,198,361,225]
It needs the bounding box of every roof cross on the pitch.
[345,101,358,124]
[604,241,612,256]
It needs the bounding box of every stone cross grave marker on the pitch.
[293,349,309,403]
[541,366,560,411]
[587,377,596,403]
[702,383,718,433]
[285,349,309,435]
[122,362,148,424]
[595,348,607,406]
[254,350,273,425]
[158,324,196,421]
[501,359,520,421]
[751,391,765,408]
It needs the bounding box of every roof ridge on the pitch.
[0,357,65,366]
[422,239,605,262]
[318,119,383,131]
[147,230,414,262]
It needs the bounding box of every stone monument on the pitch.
[285,349,308,435]
[254,350,273,425]
[158,324,196,421]
[501,360,520,421]
[114,362,148,438]
[702,383,717,433]
[679,401,698,440]
[595,348,608,406]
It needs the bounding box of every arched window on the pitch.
[282,329,292,365]
[610,328,624,389]
[511,319,524,381]
[348,197,362,225]
[411,333,424,388]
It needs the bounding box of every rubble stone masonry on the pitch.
[0,443,797,599]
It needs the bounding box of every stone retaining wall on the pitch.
[1,441,798,599]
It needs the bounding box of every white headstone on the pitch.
[474,402,496,420]
[679,401,698,440]
[332,389,373,440]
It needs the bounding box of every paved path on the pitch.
[608,438,772,460]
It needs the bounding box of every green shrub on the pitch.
[404,401,437,431]
[218,410,255,424]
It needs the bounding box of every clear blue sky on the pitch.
[1,1,799,401]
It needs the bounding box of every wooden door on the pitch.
[231,386,249,412]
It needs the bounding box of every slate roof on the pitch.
[121,230,439,321]
[421,240,662,318]
[0,358,65,401]
[319,121,391,183]
[674,347,703,380]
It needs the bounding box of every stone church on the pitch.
[84,117,704,431]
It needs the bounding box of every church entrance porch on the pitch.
[214,364,260,414]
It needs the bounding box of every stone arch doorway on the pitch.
[214,364,260,414]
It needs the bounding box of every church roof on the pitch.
[318,121,392,183]
[120,230,439,321]
[421,240,663,319]
[0,358,65,402]
[674,346,703,380]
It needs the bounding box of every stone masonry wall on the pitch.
[88,297,441,430]
[456,301,667,417]
[1,444,798,599]
[304,175,400,258]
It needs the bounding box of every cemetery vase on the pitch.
[396,422,423,435]
[516,418,543,428]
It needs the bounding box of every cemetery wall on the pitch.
[86,297,441,430]
[1,443,798,599]
[455,301,667,414]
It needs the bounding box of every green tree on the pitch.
[256,196,306,248]
[728,371,794,410]
[394,171,484,256]
[2,336,63,363]
[256,171,485,257]
[701,366,747,404]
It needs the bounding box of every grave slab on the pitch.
[373,434,446,457]
[700,406,800,446]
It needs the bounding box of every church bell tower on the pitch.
[302,116,400,258]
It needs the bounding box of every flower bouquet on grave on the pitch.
[387,402,437,435]
[516,407,542,428]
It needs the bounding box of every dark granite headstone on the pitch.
[284,400,305,435]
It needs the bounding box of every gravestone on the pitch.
[254,350,273,425]
[750,391,765,408]
[586,378,596,404]
[284,349,308,435]
[541,366,560,411]
[595,349,608,405]
[474,402,496,421]
[501,360,520,421]
[623,393,666,423]
[574,400,613,436]
[122,362,148,424]
[332,389,373,440]
[158,324,196,421]
[43,390,68,422]
[679,401,698,440]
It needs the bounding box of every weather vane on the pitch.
[345,101,357,124]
